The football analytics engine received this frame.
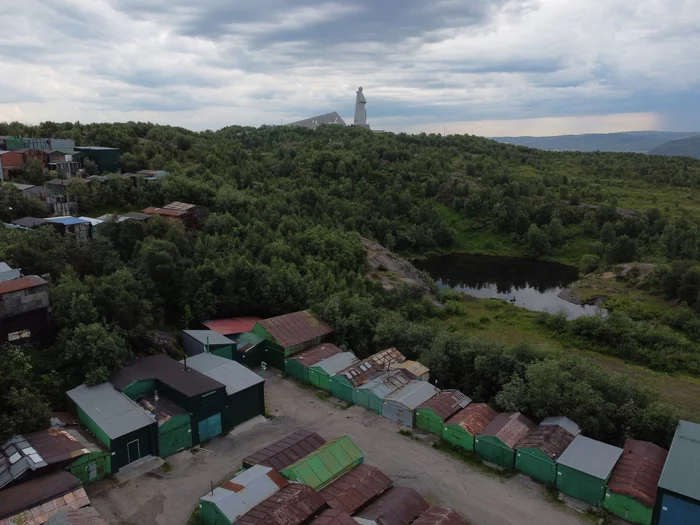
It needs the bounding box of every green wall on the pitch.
[330,376,354,404]
[122,379,156,400]
[68,450,111,485]
[556,464,607,506]
[308,367,332,391]
[211,345,234,361]
[442,424,476,451]
[604,491,653,525]
[414,408,444,436]
[158,413,192,458]
[353,388,383,414]
[222,384,265,433]
[111,424,157,473]
[515,448,557,485]
[475,436,515,468]
[77,407,111,449]
[199,500,232,525]
[285,358,309,382]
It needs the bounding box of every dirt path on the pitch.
[88,372,588,525]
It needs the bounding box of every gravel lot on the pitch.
[88,371,588,525]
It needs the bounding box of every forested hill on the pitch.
[649,134,700,159]
[3,120,700,448]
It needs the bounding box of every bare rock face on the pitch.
[361,238,441,305]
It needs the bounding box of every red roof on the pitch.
[445,404,497,436]
[235,483,326,525]
[412,507,473,525]
[142,207,187,217]
[0,275,47,295]
[354,487,429,525]
[480,412,535,449]
[320,464,393,514]
[607,440,668,508]
[242,430,327,470]
[25,428,89,466]
[286,344,343,367]
[516,425,576,460]
[418,390,471,420]
[257,310,333,349]
[202,317,262,335]
[310,509,356,525]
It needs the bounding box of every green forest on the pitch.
[2,120,700,449]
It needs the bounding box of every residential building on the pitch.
[0,274,50,345]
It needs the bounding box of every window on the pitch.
[8,330,31,342]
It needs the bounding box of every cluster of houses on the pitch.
[198,432,469,525]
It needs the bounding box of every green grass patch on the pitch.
[186,506,200,525]
[315,390,331,400]
[433,440,516,479]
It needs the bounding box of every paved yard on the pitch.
[88,371,589,525]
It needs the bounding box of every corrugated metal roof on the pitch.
[516,425,576,460]
[354,487,430,525]
[445,404,497,436]
[243,430,326,470]
[357,370,414,400]
[200,465,288,522]
[540,416,581,436]
[163,201,197,211]
[46,217,91,226]
[0,471,85,520]
[202,317,262,335]
[607,440,667,508]
[0,275,47,295]
[281,436,364,490]
[417,390,471,420]
[235,483,326,525]
[77,217,103,227]
[320,464,392,514]
[309,509,356,525]
[335,348,406,388]
[183,330,234,346]
[142,207,187,217]
[384,381,440,410]
[286,344,343,368]
[313,352,359,376]
[390,360,429,379]
[480,412,535,449]
[557,435,623,480]
[24,429,89,466]
[122,212,151,221]
[257,310,333,349]
[11,217,48,228]
[111,354,224,398]
[182,353,264,395]
[66,383,154,440]
[45,507,108,525]
[658,420,700,500]
[412,507,472,525]
[0,435,48,489]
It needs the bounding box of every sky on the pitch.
[0,0,699,136]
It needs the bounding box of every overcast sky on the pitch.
[1,0,698,136]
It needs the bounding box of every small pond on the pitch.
[414,254,603,319]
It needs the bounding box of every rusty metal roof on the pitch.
[0,275,47,295]
[417,390,471,420]
[45,507,108,525]
[0,471,85,520]
[202,317,262,335]
[286,344,343,368]
[309,509,356,525]
[142,207,187,217]
[516,425,576,460]
[354,486,430,525]
[25,428,90,466]
[243,430,327,470]
[607,440,668,508]
[480,413,535,449]
[412,507,473,525]
[320,464,392,514]
[163,201,196,211]
[257,310,333,349]
[445,404,497,436]
[390,360,429,379]
[357,369,415,400]
[335,348,407,388]
[235,483,327,525]
[110,354,224,398]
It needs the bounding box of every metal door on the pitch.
[198,413,222,442]
[127,439,140,464]
[88,461,97,481]
[659,493,700,525]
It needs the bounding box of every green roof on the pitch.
[658,420,700,500]
[280,435,363,490]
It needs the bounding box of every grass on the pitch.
[315,390,331,400]
[186,507,200,525]
[433,440,517,479]
[161,461,172,473]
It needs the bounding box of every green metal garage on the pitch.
[515,417,579,485]
[442,403,497,452]
[285,343,342,383]
[414,390,471,436]
[556,435,623,506]
[353,369,413,414]
[308,352,359,392]
[475,412,535,468]
[329,348,406,404]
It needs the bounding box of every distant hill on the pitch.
[492,131,700,153]
[649,135,700,159]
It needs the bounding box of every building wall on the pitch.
[556,464,606,506]
[0,282,50,321]
[414,408,444,436]
[515,448,556,485]
[0,307,49,345]
[68,450,112,485]
[76,148,121,174]
[309,367,332,391]
[284,359,310,383]
[382,400,415,428]
[353,388,383,414]
[199,500,232,525]
[329,376,354,404]
[222,383,265,432]
[158,413,192,458]
[111,424,158,473]
[442,425,476,451]
[475,437,515,468]
[76,407,111,449]
[655,491,700,525]
[604,491,653,525]
[121,379,156,400]
[0,151,25,180]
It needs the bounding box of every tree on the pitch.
[547,218,564,247]
[60,324,129,385]
[87,268,153,332]
[526,224,551,256]
[600,222,616,245]
[607,235,638,264]
[22,157,46,185]
[678,266,700,306]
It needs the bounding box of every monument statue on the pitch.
[353,87,369,128]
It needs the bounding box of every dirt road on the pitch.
[88,372,588,525]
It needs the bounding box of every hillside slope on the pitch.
[492,131,699,153]
[649,134,700,159]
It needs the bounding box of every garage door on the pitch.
[198,413,222,442]
[659,493,700,525]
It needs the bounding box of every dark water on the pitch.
[414,254,603,319]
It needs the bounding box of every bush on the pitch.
[579,254,601,274]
